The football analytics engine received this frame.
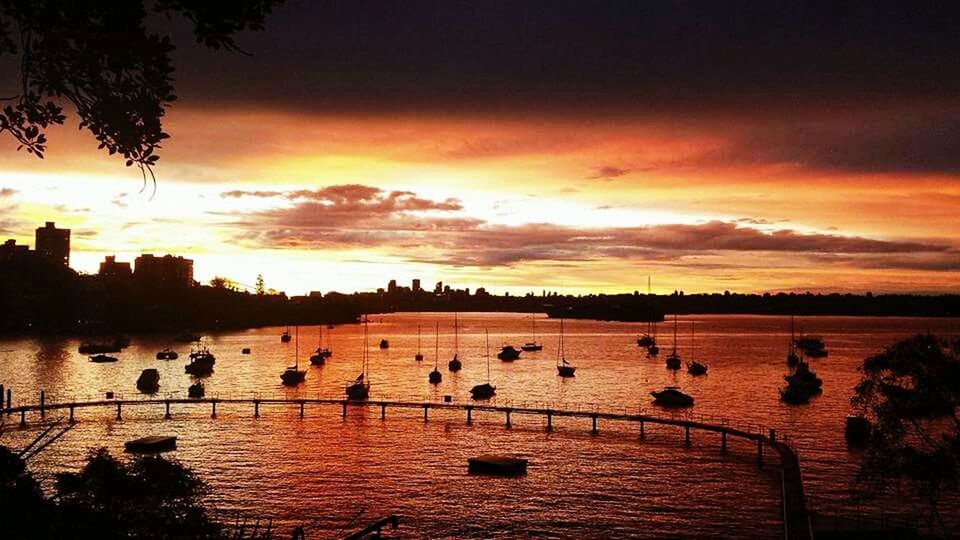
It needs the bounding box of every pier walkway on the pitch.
[2,393,812,539]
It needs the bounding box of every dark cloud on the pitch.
[0,188,17,198]
[588,166,630,181]
[166,2,960,117]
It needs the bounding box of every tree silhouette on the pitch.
[0,0,282,185]
[852,334,960,537]
[255,273,265,295]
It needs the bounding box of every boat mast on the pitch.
[417,324,421,355]
[532,312,536,342]
[485,329,491,383]
[295,325,299,369]
[363,318,369,377]
[672,314,678,355]
[434,322,439,370]
[455,312,459,355]
[557,316,565,366]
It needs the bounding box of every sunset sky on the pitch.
[1,1,958,295]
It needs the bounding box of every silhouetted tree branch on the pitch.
[852,334,960,537]
[0,0,282,183]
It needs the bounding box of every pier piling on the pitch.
[546,411,553,432]
[299,401,305,418]
[341,401,347,418]
[591,414,598,435]
[685,425,691,447]
[640,420,645,439]
[39,391,45,416]
[165,400,171,419]
[69,405,75,423]
[116,402,121,420]
[380,403,386,420]
[466,406,472,425]
[19,409,26,429]
[722,431,727,452]
[423,405,428,422]
[506,409,512,428]
[254,400,260,418]
[211,401,217,418]
[0,385,3,413]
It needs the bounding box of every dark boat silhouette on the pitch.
[188,381,204,399]
[310,325,332,365]
[242,347,251,355]
[379,338,389,349]
[780,361,823,404]
[497,344,521,361]
[89,354,118,363]
[155,347,178,360]
[136,368,160,394]
[346,320,371,399]
[470,330,497,400]
[521,313,543,351]
[185,345,215,376]
[665,314,681,369]
[280,328,292,343]
[429,322,442,384]
[556,317,576,377]
[651,386,694,407]
[415,324,424,361]
[448,312,462,371]
[795,331,828,358]
[685,322,707,375]
[280,326,306,386]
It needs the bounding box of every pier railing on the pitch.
[1,392,811,539]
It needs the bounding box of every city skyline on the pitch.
[1,2,959,296]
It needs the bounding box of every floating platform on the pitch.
[468,454,528,476]
[124,435,177,453]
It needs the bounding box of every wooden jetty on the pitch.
[2,392,812,539]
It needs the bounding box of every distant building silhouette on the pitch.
[98,255,132,280]
[434,281,443,294]
[0,239,30,262]
[388,279,397,294]
[35,221,70,266]
[134,254,194,287]
[412,278,421,292]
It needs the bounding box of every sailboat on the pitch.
[429,322,442,384]
[556,317,576,377]
[448,312,463,371]
[665,314,681,370]
[346,319,371,400]
[310,325,331,365]
[470,330,497,399]
[280,327,292,343]
[521,312,543,351]
[787,316,800,367]
[415,324,424,361]
[280,326,306,385]
[686,321,708,375]
[638,277,658,353]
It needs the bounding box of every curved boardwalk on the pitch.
[4,395,812,539]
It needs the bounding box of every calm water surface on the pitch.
[2,313,958,538]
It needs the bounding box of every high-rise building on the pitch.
[434,281,443,294]
[35,221,70,266]
[412,279,421,292]
[0,239,30,262]
[98,255,132,280]
[134,254,194,287]
[388,279,397,294]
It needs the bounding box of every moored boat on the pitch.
[280,326,307,385]
[136,368,160,393]
[185,345,215,375]
[651,386,694,407]
[497,345,521,361]
[448,312,463,372]
[470,330,497,400]
[155,347,178,360]
[89,354,118,363]
[346,319,371,399]
[556,316,576,377]
[188,381,205,399]
[429,322,442,384]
